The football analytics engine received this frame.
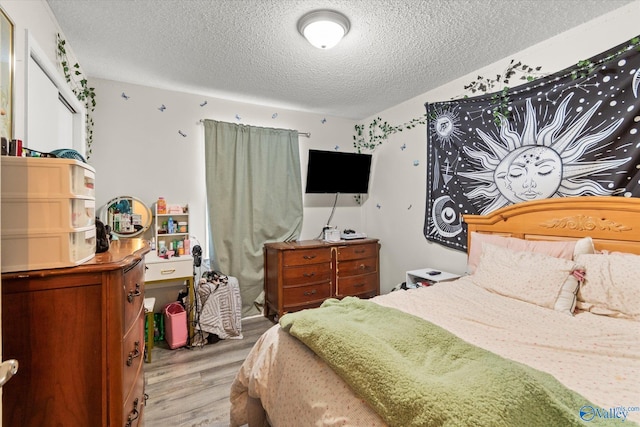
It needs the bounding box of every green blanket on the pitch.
[280,297,628,427]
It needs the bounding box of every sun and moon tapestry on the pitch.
[424,35,640,252]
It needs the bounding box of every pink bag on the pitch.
[163,302,188,349]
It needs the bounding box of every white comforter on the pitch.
[231,277,640,425]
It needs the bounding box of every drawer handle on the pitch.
[160,268,176,275]
[127,283,142,303]
[303,255,316,260]
[303,289,317,296]
[355,249,366,254]
[303,272,315,278]
[127,342,141,366]
[125,398,140,427]
[354,283,365,288]
[359,264,368,270]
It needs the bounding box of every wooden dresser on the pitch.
[1,239,150,427]
[264,238,380,319]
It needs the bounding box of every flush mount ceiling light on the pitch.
[297,10,350,49]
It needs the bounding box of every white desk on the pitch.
[144,253,195,345]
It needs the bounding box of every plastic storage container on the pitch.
[2,196,95,233]
[157,197,166,214]
[163,302,188,349]
[1,226,96,272]
[1,157,97,272]
[1,156,95,197]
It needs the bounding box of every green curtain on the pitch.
[203,120,303,316]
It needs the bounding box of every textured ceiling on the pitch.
[46,0,636,120]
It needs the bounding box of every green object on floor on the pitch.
[153,312,165,342]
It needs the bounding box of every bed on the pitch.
[230,196,640,426]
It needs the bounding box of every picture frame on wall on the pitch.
[0,6,14,141]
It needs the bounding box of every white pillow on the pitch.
[573,236,595,257]
[466,233,593,275]
[472,243,577,311]
[574,253,640,319]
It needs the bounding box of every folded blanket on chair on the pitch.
[280,297,625,427]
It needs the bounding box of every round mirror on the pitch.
[100,196,152,238]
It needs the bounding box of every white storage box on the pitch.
[2,196,95,233]
[1,226,96,272]
[1,156,95,198]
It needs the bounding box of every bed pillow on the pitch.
[574,253,640,319]
[472,243,577,311]
[466,232,593,274]
[553,274,581,316]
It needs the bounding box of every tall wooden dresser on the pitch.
[264,238,380,319]
[1,239,150,427]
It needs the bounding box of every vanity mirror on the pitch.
[100,196,152,238]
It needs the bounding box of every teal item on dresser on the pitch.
[280,297,628,427]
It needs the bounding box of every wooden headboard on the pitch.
[463,196,640,255]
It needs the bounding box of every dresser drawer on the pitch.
[283,247,331,266]
[283,282,331,309]
[122,363,145,427]
[145,256,192,282]
[122,312,144,403]
[336,272,378,297]
[282,263,332,286]
[124,260,145,333]
[337,243,378,261]
[337,257,377,277]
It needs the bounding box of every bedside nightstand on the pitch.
[405,268,461,287]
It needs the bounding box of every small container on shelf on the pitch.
[177,222,187,233]
[157,197,166,214]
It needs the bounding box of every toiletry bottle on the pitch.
[157,197,166,214]
[168,217,174,234]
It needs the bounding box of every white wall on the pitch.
[89,78,362,253]
[365,1,640,292]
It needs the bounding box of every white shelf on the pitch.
[153,202,190,257]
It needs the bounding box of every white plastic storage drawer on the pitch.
[1,226,96,272]
[2,196,95,233]
[1,156,96,198]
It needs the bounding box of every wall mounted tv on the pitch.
[305,149,372,194]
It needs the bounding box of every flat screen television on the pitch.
[305,149,372,194]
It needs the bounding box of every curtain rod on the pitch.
[198,119,310,138]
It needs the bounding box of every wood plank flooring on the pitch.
[144,315,275,427]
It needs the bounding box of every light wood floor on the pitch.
[144,315,275,427]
